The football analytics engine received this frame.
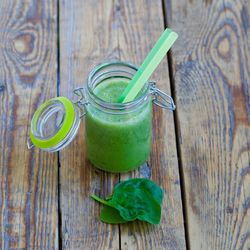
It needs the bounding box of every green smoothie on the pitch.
[85,80,152,173]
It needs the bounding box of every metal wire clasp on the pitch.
[27,138,34,149]
[73,87,89,118]
[150,82,176,110]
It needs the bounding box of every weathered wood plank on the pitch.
[0,0,58,249]
[165,0,250,249]
[114,0,186,249]
[60,0,185,249]
[59,1,120,249]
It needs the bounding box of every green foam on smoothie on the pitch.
[94,81,128,103]
[94,81,144,103]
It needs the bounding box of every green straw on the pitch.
[118,28,178,103]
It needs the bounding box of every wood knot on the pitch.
[19,74,35,84]
[13,33,34,54]
[115,4,121,12]
[204,0,212,6]
[217,36,230,60]
[0,85,5,92]
[226,206,233,214]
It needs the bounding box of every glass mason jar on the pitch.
[28,62,175,173]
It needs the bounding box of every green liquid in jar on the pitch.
[85,80,152,173]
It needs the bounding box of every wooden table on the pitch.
[0,0,249,249]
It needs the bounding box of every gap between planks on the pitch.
[161,0,190,249]
[57,0,62,249]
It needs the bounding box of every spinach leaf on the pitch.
[100,206,127,224]
[91,178,163,225]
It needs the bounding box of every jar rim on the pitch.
[87,61,151,111]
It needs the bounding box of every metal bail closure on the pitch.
[73,87,89,118]
[28,96,81,152]
[150,82,176,110]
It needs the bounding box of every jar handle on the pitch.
[73,87,89,118]
[150,82,176,110]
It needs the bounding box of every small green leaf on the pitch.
[100,206,128,224]
[109,178,163,224]
[91,178,163,225]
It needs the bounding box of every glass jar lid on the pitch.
[29,97,81,152]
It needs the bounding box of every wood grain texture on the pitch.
[112,0,186,249]
[0,0,58,249]
[59,1,120,249]
[165,0,250,249]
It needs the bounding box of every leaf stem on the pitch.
[91,194,112,206]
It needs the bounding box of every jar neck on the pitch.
[86,61,151,113]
